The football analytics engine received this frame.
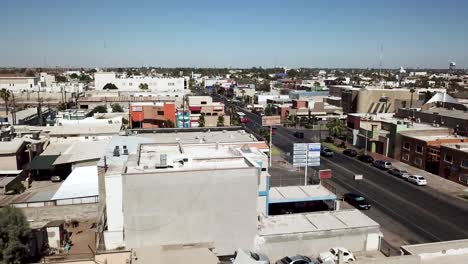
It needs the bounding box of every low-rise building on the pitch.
[129,102,176,128]
[0,139,28,170]
[399,130,466,175]
[94,72,186,93]
[438,143,468,186]
[0,75,40,91]
[188,96,229,127]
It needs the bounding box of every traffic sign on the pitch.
[262,116,281,126]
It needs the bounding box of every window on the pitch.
[415,158,422,167]
[415,145,423,154]
[403,142,410,150]
[129,82,133,86]
[462,159,468,168]
[444,154,453,164]
[402,153,409,161]
[157,111,164,115]
[168,82,175,86]
[459,174,468,185]
[201,101,207,105]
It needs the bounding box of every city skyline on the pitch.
[1,0,467,68]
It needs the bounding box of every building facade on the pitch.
[438,143,468,186]
[94,72,186,94]
[130,102,176,128]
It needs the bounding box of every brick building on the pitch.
[439,143,468,186]
[130,102,176,128]
[399,130,466,175]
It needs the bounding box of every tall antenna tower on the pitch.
[379,42,383,76]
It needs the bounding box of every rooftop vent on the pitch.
[160,154,167,166]
[113,146,120,157]
[123,145,129,155]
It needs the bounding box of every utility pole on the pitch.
[37,85,43,126]
[269,125,273,167]
[304,146,309,186]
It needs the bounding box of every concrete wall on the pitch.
[0,155,19,170]
[357,89,412,114]
[122,167,259,255]
[95,72,185,92]
[21,203,98,222]
[255,227,381,261]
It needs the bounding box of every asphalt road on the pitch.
[231,102,468,245]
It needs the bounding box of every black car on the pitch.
[344,193,371,210]
[293,131,304,139]
[357,154,374,163]
[342,148,357,157]
[320,148,334,157]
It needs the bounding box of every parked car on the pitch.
[232,249,269,264]
[319,247,356,263]
[373,160,392,170]
[357,154,374,163]
[342,149,357,157]
[275,255,318,264]
[293,131,305,139]
[272,127,277,135]
[320,148,334,157]
[50,176,62,182]
[407,175,427,186]
[388,168,410,179]
[343,193,371,210]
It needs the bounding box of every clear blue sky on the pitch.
[1,0,467,68]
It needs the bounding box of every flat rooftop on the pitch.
[135,130,258,144]
[126,143,254,173]
[401,239,468,256]
[269,185,336,203]
[259,209,379,236]
[404,134,466,142]
[423,107,468,120]
[441,142,468,152]
[0,140,24,154]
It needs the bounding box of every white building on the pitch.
[0,76,39,92]
[40,72,56,86]
[94,72,186,94]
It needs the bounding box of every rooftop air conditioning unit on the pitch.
[113,146,120,157]
[123,145,129,155]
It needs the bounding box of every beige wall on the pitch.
[122,167,259,255]
[0,155,18,170]
[357,89,412,113]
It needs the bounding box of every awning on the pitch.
[29,155,59,170]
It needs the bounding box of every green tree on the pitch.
[92,105,108,114]
[264,105,273,116]
[0,88,11,115]
[70,73,79,79]
[111,103,124,113]
[55,75,68,82]
[198,114,205,127]
[139,83,149,90]
[326,118,345,139]
[217,115,225,126]
[0,207,31,264]
[287,69,298,79]
[79,73,93,83]
[103,83,118,90]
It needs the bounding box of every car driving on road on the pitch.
[342,149,357,157]
[388,168,410,179]
[320,148,334,157]
[407,175,427,186]
[293,131,304,139]
[343,193,371,210]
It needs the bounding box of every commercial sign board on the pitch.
[354,174,364,180]
[319,169,332,179]
[293,142,321,167]
[262,116,281,126]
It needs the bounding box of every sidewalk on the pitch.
[322,142,468,199]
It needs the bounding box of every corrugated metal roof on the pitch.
[52,166,98,200]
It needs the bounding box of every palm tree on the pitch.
[326,118,344,139]
[0,89,11,116]
[409,88,415,108]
